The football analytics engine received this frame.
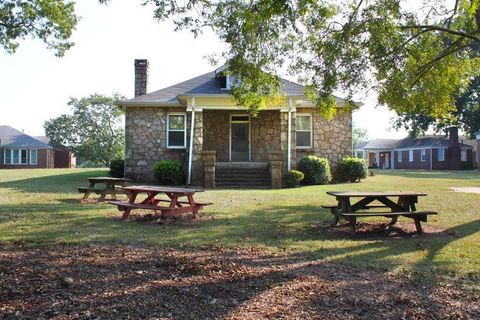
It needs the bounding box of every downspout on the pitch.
[287,98,292,171]
[187,97,196,185]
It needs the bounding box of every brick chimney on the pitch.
[134,59,149,97]
[448,126,461,170]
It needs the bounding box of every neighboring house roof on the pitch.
[0,126,52,149]
[355,136,474,151]
[119,69,347,107]
[354,139,399,150]
[34,136,51,145]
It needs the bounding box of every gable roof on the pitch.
[354,139,399,150]
[119,69,346,107]
[0,126,52,149]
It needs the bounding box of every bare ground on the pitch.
[1,243,479,320]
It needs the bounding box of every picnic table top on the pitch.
[326,191,427,197]
[122,185,204,194]
[88,177,131,183]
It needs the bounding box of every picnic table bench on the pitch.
[78,177,130,202]
[109,185,212,220]
[324,191,437,234]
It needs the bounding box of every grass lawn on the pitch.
[0,168,479,282]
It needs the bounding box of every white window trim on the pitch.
[166,113,187,149]
[398,151,402,162]
[409,149,414,162]
[420,149,426,162]
[438,148,445,161]
[229,114,251,161]
[460,149,468,162]
[30,149,38,165]
[296,113,313,149]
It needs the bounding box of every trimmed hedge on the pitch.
[109,159,124,178]
[297,155,332,185]
[338,157,368,182]
[153,160,183,185]
[283,170,304,188]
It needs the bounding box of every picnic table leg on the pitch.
[414,217,423,234]
[123,191,138,220]
[82,181,96,200]
[187,194,199,219]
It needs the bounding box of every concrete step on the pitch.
[215,162,271,187]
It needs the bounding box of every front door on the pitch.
[230,116,250,161]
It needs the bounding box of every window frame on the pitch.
[30,149,38,165]
[420,149,426,162]
[460,149,468,162]
[408,149,414,162]
[397,151,403,163]
[166,112,187,149]
[438,148,445,161]
[295,113,313,149]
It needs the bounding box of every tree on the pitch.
[110,0,480,121]
[352,124,368,148]
[394,75,480,138]
[44,94,125,166]
[0,0,78,56]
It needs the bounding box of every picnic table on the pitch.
[109,185,212,220]
[78,177,130,202]
[323,191,437,234]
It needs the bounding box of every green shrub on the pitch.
[153,160,183,185]
[283,170,304,188]
[297,155,332,185]
[109,159,124,178]
[338,157,368,182]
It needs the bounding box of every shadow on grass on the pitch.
[0,169,108,194]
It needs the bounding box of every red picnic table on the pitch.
[109,185,212,220]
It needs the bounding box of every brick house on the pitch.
[354,127,475,170]
[0,126,55,169]
[0,126,76,169]
[118,60,353,187]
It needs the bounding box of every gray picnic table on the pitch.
[323,191,438,234]
[78,177,130,201]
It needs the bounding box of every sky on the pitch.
[0,0,407,140]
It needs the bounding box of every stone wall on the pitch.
[295,108,352,171]
[125,107,187,181]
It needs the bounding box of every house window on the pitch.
[438,148,445,161]
[420,149,426,162]
[5,149,11,164]
[4,149,27,164]
[397,151,402,162]
[30,149,38,165]
[409,150,414,162]
[167,113,187,148]
[461,150,467,162]
[296,114,312,148]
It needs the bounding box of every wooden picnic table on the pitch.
[109,185,212,220]
[324,191,437,234]
[78,177,130,201]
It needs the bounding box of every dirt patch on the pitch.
[450,187,480,194]
[1,244,478,320]
[311,221,453,239]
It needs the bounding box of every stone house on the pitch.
[118,60,353,187]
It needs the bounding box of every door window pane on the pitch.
[21,149,27,164]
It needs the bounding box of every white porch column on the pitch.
[287,98,292,171]
[391,150,395,169]
[187,97,196,185]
